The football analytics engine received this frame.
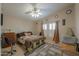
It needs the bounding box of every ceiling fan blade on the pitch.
[39,9,48,11]
[31,3,37,7]
[30,3,37,11]
[25,11,31,14]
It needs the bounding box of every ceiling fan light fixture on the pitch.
[30,10,42,18]
[38,12,42,15]
[36,9,40,12]
[36,14,39,17]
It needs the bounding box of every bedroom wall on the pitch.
[34,20,42,35]
[75,4,79,43]
[1,15,36,34]
[0,3,1,55]
[36,5,75,42]
[0,3,1,37]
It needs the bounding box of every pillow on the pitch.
[17,32,25,38]
[24,32,32,36]
[28,33,31,36]
[24,33,28,36]
[20,36,23,39]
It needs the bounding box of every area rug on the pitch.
[28,43,62,56]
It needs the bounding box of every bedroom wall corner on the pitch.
[75,4,79,43]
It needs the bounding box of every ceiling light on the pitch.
[36,9,40,12]
[30,9,42,18]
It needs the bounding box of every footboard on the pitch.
[25,37,46,53]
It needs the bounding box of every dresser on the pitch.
[1,32,17,55]
[2,32,16,48]
[3,32,16,41]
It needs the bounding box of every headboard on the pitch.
[17,31,33,38]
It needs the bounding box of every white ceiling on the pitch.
[2,3,73,20]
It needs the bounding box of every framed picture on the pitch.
[66,9,72,14]
[62,19,66,26]
[1,13,3,26]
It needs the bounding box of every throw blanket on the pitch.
[18,35,44,44]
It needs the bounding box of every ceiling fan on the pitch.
[25,4,39,13]
[25,3,45,18]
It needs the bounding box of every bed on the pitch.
[17,32,46,53]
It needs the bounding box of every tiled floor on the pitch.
[13,44,25,56]
[1,39,79,56]
[1,39,62,56]
[1,43,62,56]
[1,44,25,56]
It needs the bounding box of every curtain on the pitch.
[41,21,44,37]
[53,21,59,43]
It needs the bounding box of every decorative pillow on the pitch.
[28,33,31,36]
[20,36,23,39]
[17,33,25,38]
[24,33,28,36]
[24,32,32,36]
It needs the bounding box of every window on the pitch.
[42,22,56,38]
[49,22,56,30]
[49,23,53,30]
[53,22,56,30]
[43,24,47,30]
